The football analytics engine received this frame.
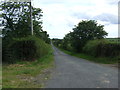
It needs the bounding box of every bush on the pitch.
[3,36,50,63]
[62,43,75,52]
[83,39,120,57]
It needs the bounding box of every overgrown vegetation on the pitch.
[1,2,54,88]
[3,46,54,88]
[3,36,51,63]
[57,20,108,52]
[83,39,120,58]
[53,20,119,64]
[1,2,51,63]
[59,48,118,64]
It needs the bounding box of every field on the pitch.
[106,38,120,43]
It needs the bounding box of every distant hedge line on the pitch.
[83,39,120,57]
[3,36,51,63]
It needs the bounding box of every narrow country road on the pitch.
[45,44,118,88]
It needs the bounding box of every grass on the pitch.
[59,48,118,64]
[0,38,2,89]
[106,38,120,43]
[2,47,54,88]
[0,65,2,89]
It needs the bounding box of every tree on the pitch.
[62,32,74,50]
[1,2,51,62]
[1,2,51,43]
[65,20,108,52]
[1,2,43,38]
[52,38,63,47]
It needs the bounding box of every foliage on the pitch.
[3,46,54,88]
[37,31,50,44]
[83,39,120,58]
[106,38,120,43]
[53,20,108,52]
[1,2,50,43]
[52,38,62,47]
[1,2,51,63]
[59,48,118,64]
[62,33,75,51]
[1,2,35,37]
[68,20,108,52]
[52,20,119,63]
[3,36,50,63]
[83,39,109,56]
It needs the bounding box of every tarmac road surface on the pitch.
[45,45,118,88]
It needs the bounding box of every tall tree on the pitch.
[65,20,108,52]
[1,2,43,38]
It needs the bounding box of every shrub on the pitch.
[83,39,120,57]
[3,36,50,63]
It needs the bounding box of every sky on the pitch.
[32,0,119,39]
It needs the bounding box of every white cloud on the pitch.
[104,24,118,38]
[33,0,118,39]
[105,0,119,5]
[93,13,118,24]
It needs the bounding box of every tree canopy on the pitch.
[1,2,50,43]
[71,20,108,52]
[53,20,108,52]
[1,2,51,63]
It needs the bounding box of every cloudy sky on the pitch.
[32,0,119,39]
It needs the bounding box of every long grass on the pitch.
[2,46,54,88]
[0,65,2,89]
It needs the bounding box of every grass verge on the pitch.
[0,65,2,89]
[2,46,54,88]
[59,47,118,64]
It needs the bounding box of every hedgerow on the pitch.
[3,36,50,63]
[83,39,120,57]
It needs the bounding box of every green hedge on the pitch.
[3,36,50,63]
[83,39,120,57]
